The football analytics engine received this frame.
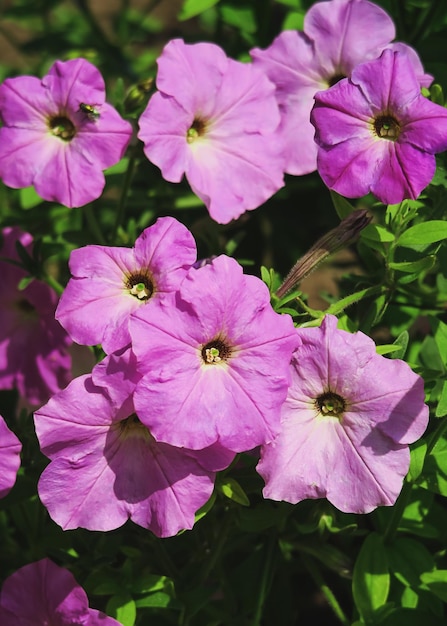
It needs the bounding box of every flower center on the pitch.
[117,414,152,441]
[201,338,232,365]
[374,115,400,141]
[315,391,346,419]
[125,270,154,301]
[328,73,346,87]
[16,298,35,314]
[187,117,208,144]
[48,115,76,141]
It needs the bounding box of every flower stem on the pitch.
[251,532,277,626]
[301,554,350,626]
[198,511,233,585]
[43,273,65,297]
[111,147,137,244]
[82,204,106,245]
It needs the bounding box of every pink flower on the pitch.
[0,558,122,625]
[257,315,429,514]
[56,217,196,354]
[251,0,431,176]
[138,39,285,224]
[311,49,447,204]
[0,416,21,499]
[130,255,299,452]
[0,227,72,405]
[34,349,234,536]
[0,58,132,207]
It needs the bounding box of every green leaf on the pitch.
[17,276,34,291]
[418,434,447,496]
[131,574,173,595]
[431,161,447,187]
[105,157,129,176]
[352,532,390,620]
[436,381,447,417]
[194,490,216,524]
[420,570,447,602]
[388,256,436,274]
[397,221,447,247]
[107,592,136,626]
[19,186,43,209]
[408,440,427,482]
[430,318,447,366]
[220,5,256,33]
[135,591,182,609]
[330,190,355,219]
[282,11,305,30]
[178,0,220,20]
[376,344,402,356]
[391,330,409,360]
[387,537,435,589]
[275,0,300,7]
[260,265,271,287]
[217,477,250,506]
[378,608,446,626]
[361,224,395,243]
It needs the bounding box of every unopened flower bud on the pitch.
[124,78,154,114]
[276,209,371,299]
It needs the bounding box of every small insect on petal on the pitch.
[78,102,100,121]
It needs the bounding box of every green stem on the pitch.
[198,512,232,585]
[301,555,349,626]
[111,147,137,243]
[43,273,65,296]
[251,533,277,626]
[83,205,106,245]
[383,481,412,545]
[390,0,407,39]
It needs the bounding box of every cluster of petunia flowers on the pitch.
[20,215,426,539]
[0,0,447,223]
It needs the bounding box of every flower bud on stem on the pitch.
[276,209,371,299]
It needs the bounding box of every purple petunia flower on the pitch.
[130,255,299,452]
[34,349,234,536]
[0,227,72,405]
[0,558,122,625]
[0,416,21,499]
[56,216,196,354]
[311,49,447,204]
[138,39,285,224]
[257,315,429,514]
[251,0,432,176]
[0,58,132,208]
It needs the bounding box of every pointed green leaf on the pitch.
[420,570,447,602]
[388,256,436,274]
[352,532,390,620]
[397,221,447,247]
[218,477,250,506]
[178,0,220,20]
[107,592,136,626]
